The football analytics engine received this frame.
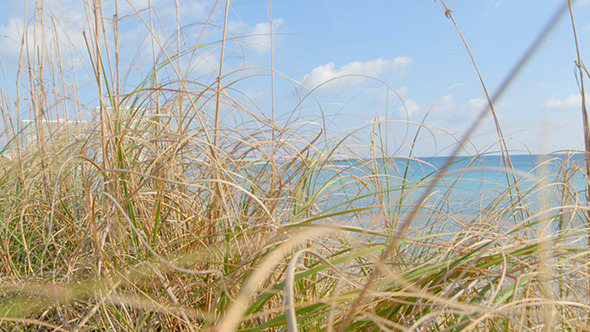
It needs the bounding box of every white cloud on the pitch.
[0,0,153,65]
[0,8,88,67]
[0,0,210,66]
[398,99,420,117]
[469,98,488,109]
[302,57,413,89]
[227,20,249,34]
[114,0,158,16]
[228,19,284,55]
[176,51,219,76]
[432,94,496,116]
[244,87,268,101]
[491,0,503,9]
[396,86,409,98]
[546,94,586,109]
[370,86,410,104]
[427,94,495,132]
[431,94,455,114]
[177,2,208,21]
[248,19,284,54]
[0,17,25,62]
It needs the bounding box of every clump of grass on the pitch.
[0,1,590,331]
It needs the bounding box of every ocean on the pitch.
[289,152,589,231]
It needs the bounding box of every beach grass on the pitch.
[1,1,590,331]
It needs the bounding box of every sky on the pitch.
[0,0,589,157]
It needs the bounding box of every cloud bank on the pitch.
[546,94,586,109]
[302,56,413,90]
[228,19,285,55]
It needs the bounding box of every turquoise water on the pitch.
[289,153,588,227]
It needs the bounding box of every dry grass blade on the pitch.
[218,227,333,331]
[0,1,588,331]
[566,0,590,186]
[338,2,573,329]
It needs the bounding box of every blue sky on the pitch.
[1,0,589,156]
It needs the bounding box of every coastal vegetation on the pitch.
[0,0,589,331]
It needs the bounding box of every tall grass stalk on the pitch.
[0,1,589,331]
[438,0,528,225]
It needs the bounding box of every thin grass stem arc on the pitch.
[0,1,589,330]
[338,2,572,329]
[438,0,528,224]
